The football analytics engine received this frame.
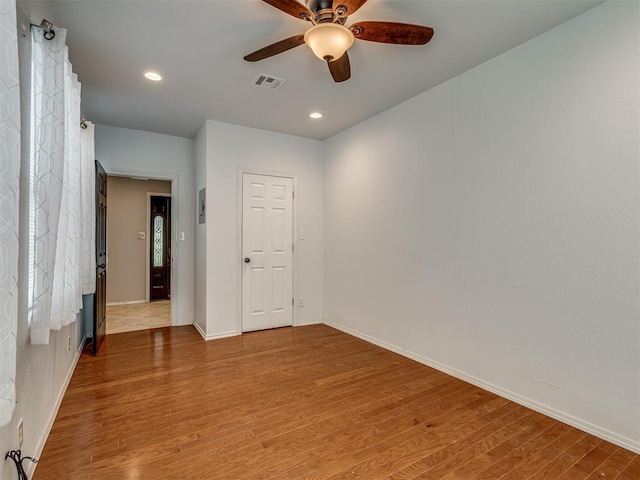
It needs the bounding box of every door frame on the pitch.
[146,192,172,303]
[104,168,178,327]
[237,168,299,335]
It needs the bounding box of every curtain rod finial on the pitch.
[40,19,55,40]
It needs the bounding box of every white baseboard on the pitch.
[29,334,86,478]
[106,300,147,307]
[193,322,239,341]
[193,320,320,341]
[174,319,195,327]
[324,320,640,455]
[297,319,322,326]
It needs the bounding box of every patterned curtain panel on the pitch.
[29,26,93,344]
[49,55,82,332]
[0,0,20,426]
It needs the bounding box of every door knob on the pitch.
[244,257,251,263]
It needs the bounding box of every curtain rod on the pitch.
[30,19,55,40]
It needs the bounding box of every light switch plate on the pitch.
[137,232,146,240]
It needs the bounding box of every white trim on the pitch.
[146,192,172,304]
[297,319,322,326]
[103,169,178,328]
[193,321,239,342]
[236,169,299,334]
[29,334,86,479]
[291,176,299,327]
[106,300,147,307]
[324,320,640,456]
[193,320,206,339]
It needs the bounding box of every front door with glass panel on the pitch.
[150,195,171,301]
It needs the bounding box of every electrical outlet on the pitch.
[298,297,304,307]
[17,418,23,449]
[67,336,71,352]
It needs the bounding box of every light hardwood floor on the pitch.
[34,325,638,479]
[106,301,170,334]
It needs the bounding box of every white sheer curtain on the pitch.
[29,25,95,345]
[0,0,20,426]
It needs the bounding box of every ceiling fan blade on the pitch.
[262,0,313,20]
[351,21,434,45]
[332,0,368,16]
[327,52,351,83]
[244,34,306,62]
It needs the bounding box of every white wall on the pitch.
[194,124,208,335]
[199,120,324,337]
[0,7,85,480]
[323,0,639,453]
[95,125,195,326]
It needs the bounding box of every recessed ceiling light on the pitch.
[309,112,324,119]
[144,71,163,82]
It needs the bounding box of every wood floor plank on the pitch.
[419,415,557,480]
[557,441,619,480]
[615,454,640,480]
[32,324,638,480]
[527,435,602,479]
[388,410,543,479]
[441,423,569,480]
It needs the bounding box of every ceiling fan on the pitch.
[244,0,434,82]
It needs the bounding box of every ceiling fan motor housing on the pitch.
[306,0,334,13]
[306,0,344,24]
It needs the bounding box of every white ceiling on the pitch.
[19,0,603,140]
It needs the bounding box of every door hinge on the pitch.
[292,191,295,199]
[292,298,294,306]
[292,244,295,253]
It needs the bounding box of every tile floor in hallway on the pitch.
[106,300,170,334]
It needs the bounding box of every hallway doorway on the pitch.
[105,176,172,334]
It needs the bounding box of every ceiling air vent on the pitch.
[252,73,286,91]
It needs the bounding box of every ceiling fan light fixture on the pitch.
[304,23,354,62]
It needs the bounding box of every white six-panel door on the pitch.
[242,173,293,332]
